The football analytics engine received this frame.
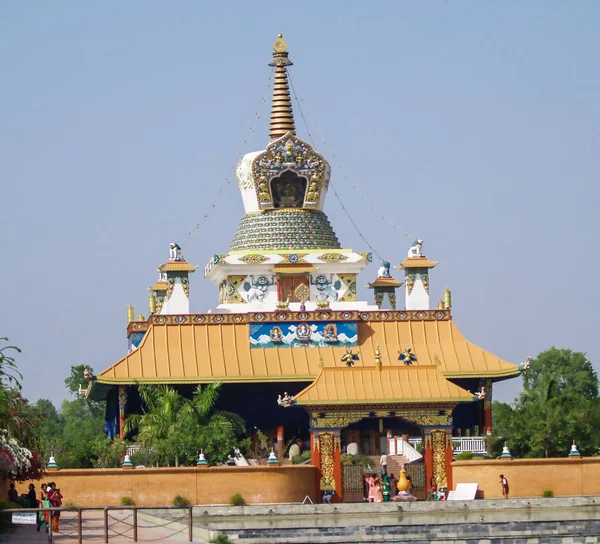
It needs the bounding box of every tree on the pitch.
[493,348,600,457]
[0,338,23,390]
[125,383,248,466]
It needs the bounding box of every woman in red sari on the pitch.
[47,483,63,532]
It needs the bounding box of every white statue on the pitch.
[377,261,392,278]
[169,242,182,261]
[408,239,424,258]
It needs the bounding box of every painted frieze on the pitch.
[249,321,358,348]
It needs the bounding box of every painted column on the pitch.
[118,385,128,439]
[310,430,342,503]
[424,428,453,493]
[484,379,493,436]
[276,425,284,460]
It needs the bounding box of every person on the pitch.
[406,475,414,494]
[380,453,387,476]
[7,483,19,503]
[382,475,390,502]
[367,475,375,503]
[427,476,437,501]
[37,484,49,532]
[499,474,509,498]
[373,476,384,503]
[47,482,63,533]
[362,475,369,502]
[27,483,37,508]
[389,473,398,497]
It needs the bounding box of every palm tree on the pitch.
[0,338,23,390]
[125,383,246,466]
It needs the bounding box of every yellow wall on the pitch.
[453,457,600,498]
[13,465,317,507]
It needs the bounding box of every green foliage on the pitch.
[542,489,554,498]
[229,493,246,506]
[0,338,23,390]
[209,534,231,544]
[292,450,311,464]
[125,383,248,467]
[172,495,191,507]
[120,496,136,506]
[493,348,600,458]
[90,437,127,468]
[455,451,475,460]
[0,499,22,526]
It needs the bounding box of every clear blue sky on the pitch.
[1,2,598,408]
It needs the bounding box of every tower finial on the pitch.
[268,34,295,139]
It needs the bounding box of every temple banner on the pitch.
[249,321,358,348]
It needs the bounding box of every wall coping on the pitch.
[452,457,598,467]
[37,465,315,476]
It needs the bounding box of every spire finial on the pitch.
[268,34,295,139]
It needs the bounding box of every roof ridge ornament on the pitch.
[268,34,295,139]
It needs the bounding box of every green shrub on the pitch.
[120,496,136,506]
[63,501,77,508]
[0,499,21,525]
[292,450,311,464]
[209,534,231,544]
[172,495,191,507]
[542,489,554,498]
[358,455,374,468]
[229,493,246,506]
[455,451,475,461]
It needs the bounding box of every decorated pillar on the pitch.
[484,379,493,436]
[276,425,284,460]
[424,428,453,493]
[118,385,128,439]
[310,429,342,503]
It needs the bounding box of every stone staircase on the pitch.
[366,455,412,476]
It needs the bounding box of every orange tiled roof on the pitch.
[293,365,474,405]
[95,315,519,385]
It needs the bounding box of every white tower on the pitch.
[152,244,197,315]
[396,240,438,311]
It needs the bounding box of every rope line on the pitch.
[175,68,274,243]
[288,70,417,245]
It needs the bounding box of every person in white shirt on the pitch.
[380,453,387,476]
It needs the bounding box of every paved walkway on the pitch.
[3,510,205,543]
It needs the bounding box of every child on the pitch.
[499,474,509,498]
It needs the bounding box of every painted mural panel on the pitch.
[249,321,358,348]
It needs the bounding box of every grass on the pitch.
[542,489,554,498]
[120,496,136,506]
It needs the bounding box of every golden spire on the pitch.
[374,342,382,371]
[148,289,156,314]
[268,34,296,139]
[443,286,452,310]
[127,304,134,323]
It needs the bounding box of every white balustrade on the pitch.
[391,436,487,456]
[387,437,423,462]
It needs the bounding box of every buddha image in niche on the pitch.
[271,171,307,208]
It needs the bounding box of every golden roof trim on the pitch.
[366,277,403,288]
[95,375,316,385]
[159,261,198,272]
[150,282,167,291]
[396,257,438,269]
[271,264,317,274]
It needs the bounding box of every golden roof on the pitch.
[293,365,474,405]
[366,277,403,288]
[150,281,167,291]
[159,261,198,272]
[396,257,438,270]
[94,314,519,386]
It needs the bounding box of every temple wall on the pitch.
[453,457,600,498]
[12,465,317,507]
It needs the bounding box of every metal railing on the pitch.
[3,505,194,543]
[405,436,488,454]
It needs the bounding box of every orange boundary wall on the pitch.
[11,465,318,507]
[453,457,600,498]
